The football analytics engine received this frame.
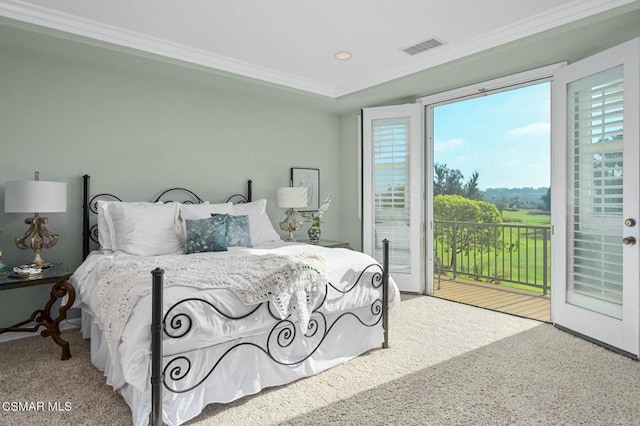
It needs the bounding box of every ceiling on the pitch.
[1,0,640,114]
[1,0,638,100]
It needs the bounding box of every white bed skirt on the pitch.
[82,306,384,426]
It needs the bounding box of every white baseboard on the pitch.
[0,319,81,344]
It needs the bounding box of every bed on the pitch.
[71,175,398,426]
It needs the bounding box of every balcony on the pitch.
[433,220,551,322]
[434,275,550,322]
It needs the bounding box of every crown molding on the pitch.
[1,0,635,99]
[0,0,336,97]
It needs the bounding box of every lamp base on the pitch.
[279,208,302,243]
[15,213,59,267]
[30,253,53,268]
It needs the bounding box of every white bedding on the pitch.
[71,241,399,425]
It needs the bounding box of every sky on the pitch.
[433,82,550,190]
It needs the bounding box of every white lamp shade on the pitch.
[4,180,67,213]
[277,187,308,209]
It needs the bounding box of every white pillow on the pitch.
[232,199,281,243]
[96,200,113,250]
[107,202,182,256]
[179,202,234,229]
[98,200,155,251]
[232,199,266,216]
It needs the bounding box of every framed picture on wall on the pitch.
[291,167,320,211]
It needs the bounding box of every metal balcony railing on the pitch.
[433,221,551,295]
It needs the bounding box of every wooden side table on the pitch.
[0,264,75,360]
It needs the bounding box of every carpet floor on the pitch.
[1,296,639,425]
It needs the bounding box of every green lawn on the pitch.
[435,209,552,294]
[502,209,551,226]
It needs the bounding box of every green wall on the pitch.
[0,28,341,326]
[338,113,362,252]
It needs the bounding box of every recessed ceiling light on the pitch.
[335,51,352,60]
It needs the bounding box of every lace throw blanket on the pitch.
[96,253,327,363]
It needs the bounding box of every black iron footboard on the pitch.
[149,239,390,426]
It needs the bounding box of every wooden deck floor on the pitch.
[433,276,551,322]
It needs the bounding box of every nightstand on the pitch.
[302,239,352,249]
[0,264,75,360]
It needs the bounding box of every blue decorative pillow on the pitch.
[184,215,229,254]
[212,213,253,247]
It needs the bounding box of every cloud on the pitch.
[434,138,465,152]
[506,122,550,138]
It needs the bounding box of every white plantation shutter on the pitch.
[373,118,411,272]
[363,104,423,293]
[567,65,624,318]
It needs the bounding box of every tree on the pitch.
[541,187,551,211]
[434,163,464,196]
[463,171,482,200]
[477,200,503,223]
[493,199,508,214]
[434,163,482,199]
[434,194,503,266]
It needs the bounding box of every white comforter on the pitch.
[71,242,399,395]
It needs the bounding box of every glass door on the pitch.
[551,38,639,357]
[362,104,423,293]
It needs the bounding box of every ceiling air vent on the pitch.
[402,37,444,55]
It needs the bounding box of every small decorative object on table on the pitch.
[13,264,43,278]
[302,193,335,244]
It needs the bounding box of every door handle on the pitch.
[625,218,636,227]
[623,236,636,245]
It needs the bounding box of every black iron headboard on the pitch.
[82,175,253,260]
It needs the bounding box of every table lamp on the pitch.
[276,186,308,242]
[4,172,67,267]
